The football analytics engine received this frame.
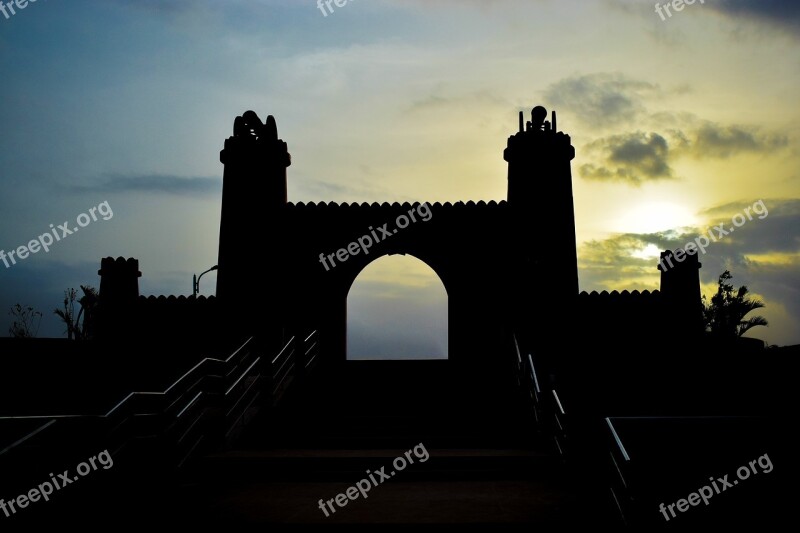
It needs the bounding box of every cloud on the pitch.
[544,73,660,128]
[689,123,788,158]
[577,197,800,344]
[580,117,787,185]
[652,113,790,158]
[694,198,800,345]
[581,132,674,185]
[578,233,667,291]
[348,267,448,359]
[111,0,205,14]
[708,0,800,33]
[408,90,512,113]
[699,198,798,218]
[292,176,412,203]
[580,198,800,284]
[696,198,800,256]
[606,0,800,35]
[69,174,221,196]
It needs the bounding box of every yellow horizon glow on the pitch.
[612,201,700,234]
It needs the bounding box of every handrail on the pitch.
[0,336,258,425]
[107,338,255,417]
[606,417,630,462]
[0,419,56,455]
[304,330,320,370]
[528,353,541,397]
[0,331,320,462]
[512,332,569,456]
[603,415,769,527]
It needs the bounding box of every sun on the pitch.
[631,243,662,260]
[613,202,698,234]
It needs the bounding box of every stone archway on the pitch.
[346,253,448,360]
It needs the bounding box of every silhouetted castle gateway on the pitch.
[96,107,703,359]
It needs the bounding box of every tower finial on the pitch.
[265,115,278,141]
[531,106,547,131]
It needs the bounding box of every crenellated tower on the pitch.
[216,111,291,334]
[96,257,141,340]
[504,106,579,343]
[659,249,704,336]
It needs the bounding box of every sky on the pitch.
[0,0,798,349]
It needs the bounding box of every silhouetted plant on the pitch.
[703,271,768,338]
[8,304,42,338]
[54,286,98,340]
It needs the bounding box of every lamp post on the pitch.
[193,265,218,297]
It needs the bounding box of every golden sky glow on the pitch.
[0,0,797,346]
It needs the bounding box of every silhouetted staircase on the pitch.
[169,360,616,529]
[8,333,789,529]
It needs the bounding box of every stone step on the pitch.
[168,447,614,529]
[195,447,564,482]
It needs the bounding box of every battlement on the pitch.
[98,256,141,305]
[579,289,661,299]
[504,105,575,164]
[98,256,141,277]
[220,110,291,167]
[285,200,507,210]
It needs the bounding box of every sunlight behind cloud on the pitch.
[630,243,662,260]
[612,201,699,234]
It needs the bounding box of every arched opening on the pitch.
[347,254,448,360]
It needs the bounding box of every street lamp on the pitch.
[193,265,218,297]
